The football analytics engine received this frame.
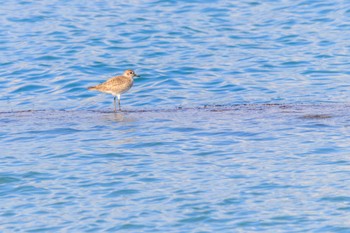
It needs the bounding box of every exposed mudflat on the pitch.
[1,103,349,122]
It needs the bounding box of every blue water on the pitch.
[1,0,350,232]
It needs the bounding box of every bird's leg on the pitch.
[117,94,121,111]
[113,96,117,113]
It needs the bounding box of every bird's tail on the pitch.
[88,86,97,91]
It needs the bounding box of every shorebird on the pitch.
[88,69,139,112]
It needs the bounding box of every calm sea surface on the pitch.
[1,0,350,232]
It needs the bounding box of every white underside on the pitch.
[105,83,132,99]
[111,93,121,99]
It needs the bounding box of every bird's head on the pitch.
[124,69,139,78]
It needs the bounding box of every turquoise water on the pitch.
[1,0,350,232]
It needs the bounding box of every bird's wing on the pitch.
[98,75,125,87]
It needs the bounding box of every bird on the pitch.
[88,69,139,112]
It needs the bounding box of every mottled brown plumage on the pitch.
[88,69,139,112]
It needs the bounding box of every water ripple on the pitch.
[1,0,350,232]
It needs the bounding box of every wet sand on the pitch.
[1,103,349,121]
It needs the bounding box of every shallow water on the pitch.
[1,0,350,232]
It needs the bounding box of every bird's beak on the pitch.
[135,74,140,77]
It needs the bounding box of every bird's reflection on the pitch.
[104,111,137,123]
